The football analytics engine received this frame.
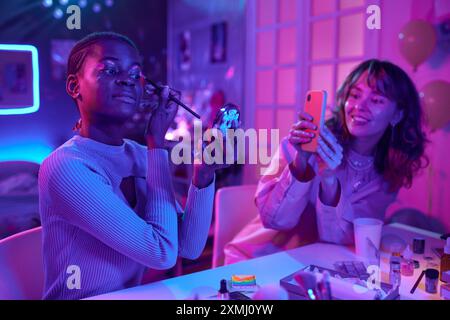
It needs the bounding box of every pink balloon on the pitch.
[398,20,437,71]
[420,80,450,131]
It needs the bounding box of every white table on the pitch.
[88,223,446,300]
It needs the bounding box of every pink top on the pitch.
[224,137,397,264]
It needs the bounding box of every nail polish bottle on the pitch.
[218,279,229,300]
[440,238,450,282]
[401,245,414,277]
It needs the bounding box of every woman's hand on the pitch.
[316,125,343,177]
[192,134,233,189]
[145,85,179,149]
[192,163,217,189]
[316,126,343,206]
[288,111,317,181]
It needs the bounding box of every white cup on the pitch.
[353,218,383,262]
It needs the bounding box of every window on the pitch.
[308,0,370,109]
[245,0,379,182]
[253,0,298,143]
[249,0,380,130]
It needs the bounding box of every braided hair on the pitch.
[67,31,138,76]
[67,32,139,131]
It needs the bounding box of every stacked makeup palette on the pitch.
[230,275,257,290]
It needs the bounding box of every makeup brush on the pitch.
[294,271,320,300]
[410,270,425,294]
[321,271,332,300]
[144,77,201,119]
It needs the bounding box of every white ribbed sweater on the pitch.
[38,135,214,300]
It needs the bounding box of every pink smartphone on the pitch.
[301,90,327,153]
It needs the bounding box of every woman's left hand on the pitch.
[316,126,343,206]
[192,134,233,189]
[192,163,217,189]
[316,126,343,180]
[145,86,179,149]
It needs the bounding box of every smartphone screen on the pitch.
[212,103,241,136]
[301,90,327,153]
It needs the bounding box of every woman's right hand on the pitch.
[288,111,317,181]
[144,85,179,149]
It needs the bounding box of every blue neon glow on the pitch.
[53,7,64,19]
[0,141,53,164]
[0,44,40,115]
[78,0,88,8]
[42,0,53,7]
[307,289,316,300]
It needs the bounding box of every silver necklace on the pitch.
[347,150,374,171]
[347,150,375,193]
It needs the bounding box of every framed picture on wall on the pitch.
[0,44,39,115]
[211,22,227,63]
[51,39,76,81]
[179,30,192,71]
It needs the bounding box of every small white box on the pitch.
[442,270,450,283]
[440,283,450,300]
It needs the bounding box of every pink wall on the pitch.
[246,0,449,232]
[379,0,450,232]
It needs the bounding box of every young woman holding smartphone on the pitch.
[224,59,428,264]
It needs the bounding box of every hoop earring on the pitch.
[72,118,82,132]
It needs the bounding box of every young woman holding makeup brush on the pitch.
[224,59,428,264]
[39,32,225,299]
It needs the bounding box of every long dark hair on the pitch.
[327,59,428,192]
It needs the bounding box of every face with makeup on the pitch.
[344,72,403,140]
[71,39,143,122]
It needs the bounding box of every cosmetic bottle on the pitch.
[401,245,414,277]
[390,249,401,263]
[218,279,229,300]
[440,238,450,282]
[425,269,439,294]
[389,261,401,288]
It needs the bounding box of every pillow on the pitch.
[0,172,38,196]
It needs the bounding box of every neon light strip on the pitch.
[0,44,40,115]
[0,141,53,164]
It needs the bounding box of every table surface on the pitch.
[88,223,446,300]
